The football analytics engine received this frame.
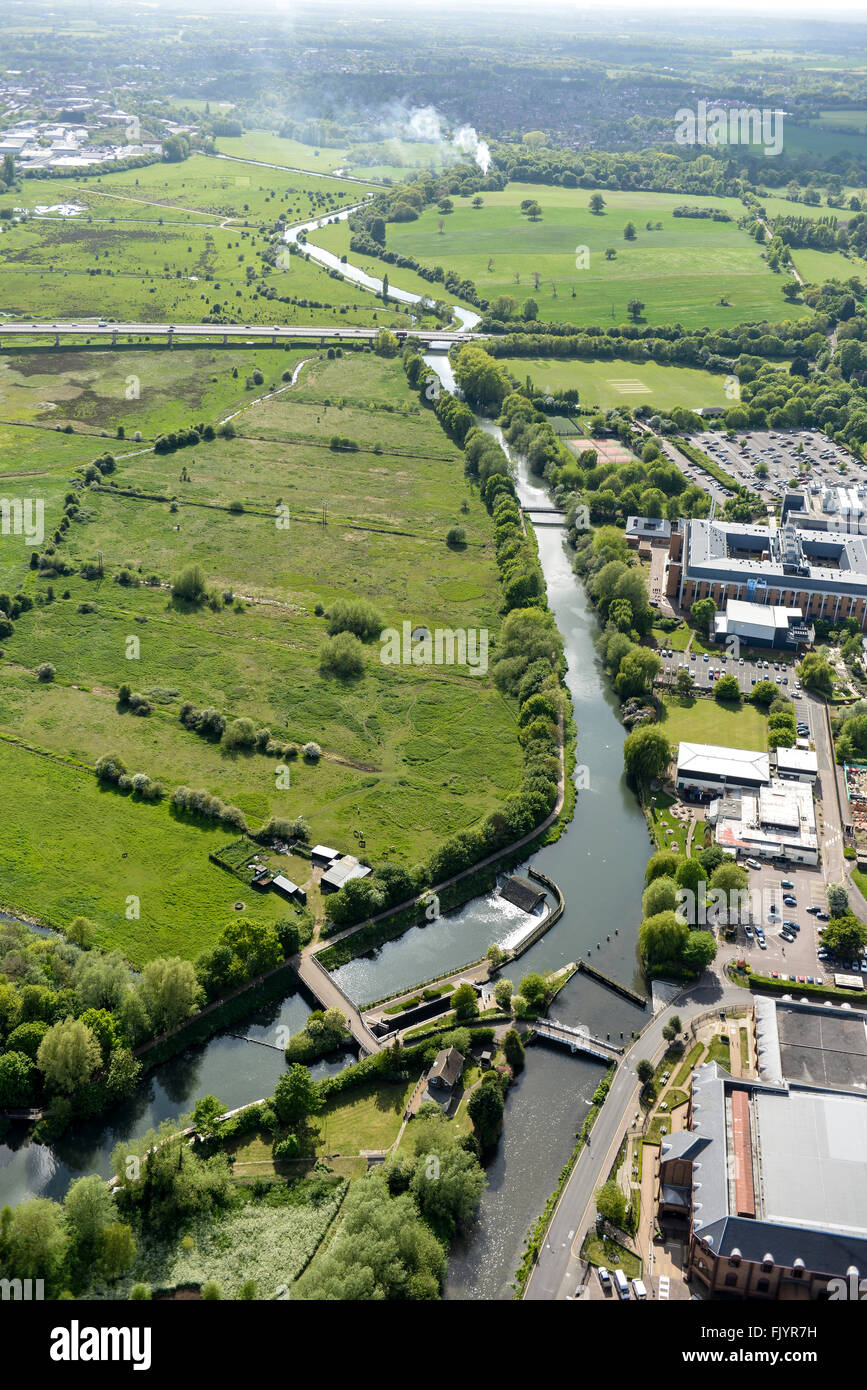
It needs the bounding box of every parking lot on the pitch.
[688,429,867,504]
[731,859,834,984]
[656,646,799,696]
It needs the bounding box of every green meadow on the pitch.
[0,350,523,958]
[386,185,806,328]
[499,357,733,411]
[0,154,434,327]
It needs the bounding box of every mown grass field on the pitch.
[658,694,768,751]
[386,185,807,328]
[215,131,448,184]
[0,350,524,959]
[498,357,733,411]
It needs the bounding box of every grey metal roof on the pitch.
[683,518,867,595]
[682,1062,867,1278]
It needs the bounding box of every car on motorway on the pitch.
[97,319,107,327]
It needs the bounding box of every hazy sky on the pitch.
[302,0,867,15]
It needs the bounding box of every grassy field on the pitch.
[227,1077,416,1175]
[0,154,437,327]
[499,357,733,411]
[215,131,447,184]
[310,217,477,312]
[789,247,867,287]
[387,185,807,328]
[0,349,524,958]
[658,694,769,751]
[0,346,313,438]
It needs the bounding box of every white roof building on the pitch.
[709,779,818,864]
[676,741,770,793]
[773,746,818,782]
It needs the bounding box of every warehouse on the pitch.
[713,598,812,650]
[675,741,770,796]
[659,1062,867,1300]
[708,779,818,864]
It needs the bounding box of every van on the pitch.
[614,1269,630,1299]
[632,1278,648,1300]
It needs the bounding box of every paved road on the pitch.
[523,975,749,1301]
[0,320,477,345]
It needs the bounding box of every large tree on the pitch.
[624,725,672,784]
[137,957,201,1033]
[797,652,834,697]
[37,1018,101,1093]
[691,597,717,634]
[274,1064,322,1131]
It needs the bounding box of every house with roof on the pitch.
[427,1047,465,1091]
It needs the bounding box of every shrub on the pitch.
[223,717,257,751]
[326,597,383,642]
[446,525,467,548]
[172,565,206,603]
[36,662,56,682]
[303,742,322,761]
[319,631,365,677]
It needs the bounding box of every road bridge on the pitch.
[0,320,479,349]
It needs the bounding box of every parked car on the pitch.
[781,879,795,889]
[632,1278,648,1300]
[598,1266,611,1290]
[817,912,830,921]
[783,895,797,907]
[806,905,821,915]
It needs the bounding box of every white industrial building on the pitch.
[713,598,813,651]
[772,746,818,783]
[676,741,770,796]
[709,780,818,865]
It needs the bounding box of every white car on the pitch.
[632,1278,648,1300]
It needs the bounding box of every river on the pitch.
[0,254,651,1300]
